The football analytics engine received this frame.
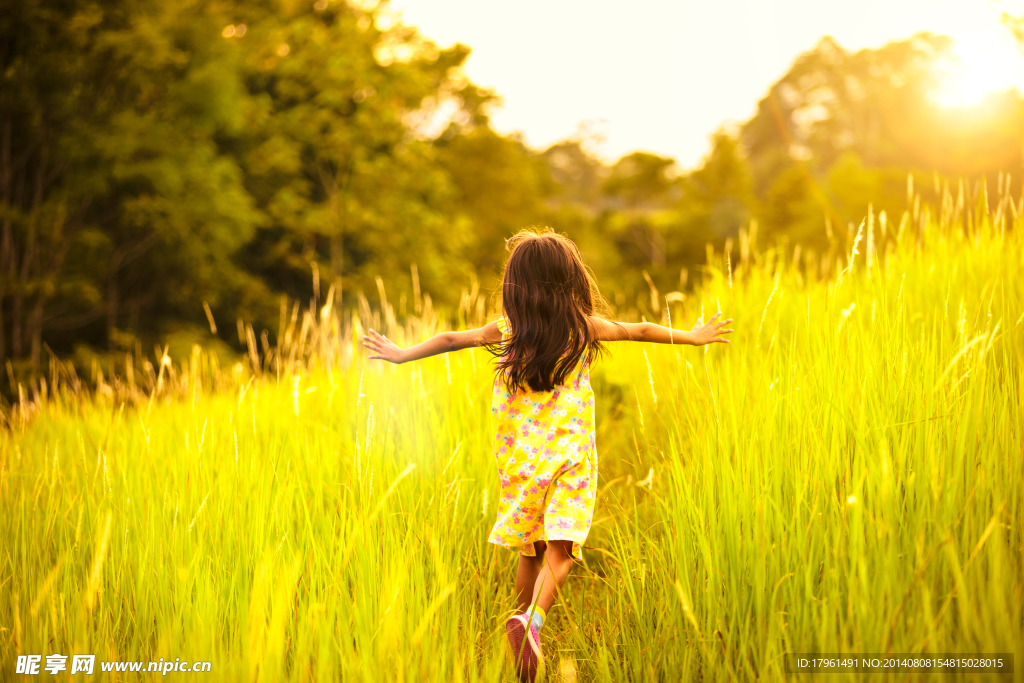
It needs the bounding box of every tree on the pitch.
[434,126,552,281]
[542,140,606,208]
[678,132,754,239]
[595,152,677,271]
[603,152,677,210]
[0,0,260,366]
[741,34,950,191]
[739,32,1024,245]
[231,1,498,315]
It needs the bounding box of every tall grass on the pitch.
[2,182,1022,681]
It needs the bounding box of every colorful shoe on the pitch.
[506,614,545,682]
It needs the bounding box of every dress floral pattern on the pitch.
[487,317,598,560]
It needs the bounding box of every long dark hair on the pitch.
[487,228,609,393]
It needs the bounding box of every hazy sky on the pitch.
[385,0,1024,169]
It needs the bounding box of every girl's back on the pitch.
[489,316,597,562]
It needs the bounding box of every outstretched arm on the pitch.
[361,321,502,364]
[589,312,734,346]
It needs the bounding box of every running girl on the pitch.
[361,229,733,682]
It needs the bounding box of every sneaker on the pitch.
[506,614,545,682]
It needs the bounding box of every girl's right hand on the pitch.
[361,329,406,363]
[690,312,734,345]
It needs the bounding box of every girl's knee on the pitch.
[530,540,575,570]
[519,542,546,566]
[548,541,575,568]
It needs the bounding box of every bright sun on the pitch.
[932,19,1024,108]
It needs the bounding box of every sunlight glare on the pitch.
[932,19,1024,108]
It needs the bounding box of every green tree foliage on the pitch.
[597,152,678,277]
[543,140,607,207]
[0,0,537,368]
[674,132,755,252]
[0,0,260,367]
[2,4,1022,374]
[434,127,553,280]
[229,2,488,321]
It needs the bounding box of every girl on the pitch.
[361,229,733,682]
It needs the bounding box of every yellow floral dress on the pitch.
[487,317,598,561]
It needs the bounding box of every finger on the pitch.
[708,312,721,324]
[715,317,733,329]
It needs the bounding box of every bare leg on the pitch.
[514,541,546,613]
[508,541,558,682]
[528,540,574,614]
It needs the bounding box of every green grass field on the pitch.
[2,194,1023,681]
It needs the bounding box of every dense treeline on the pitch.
[1,0,1022,376]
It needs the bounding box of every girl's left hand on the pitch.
[361,329,406,363]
